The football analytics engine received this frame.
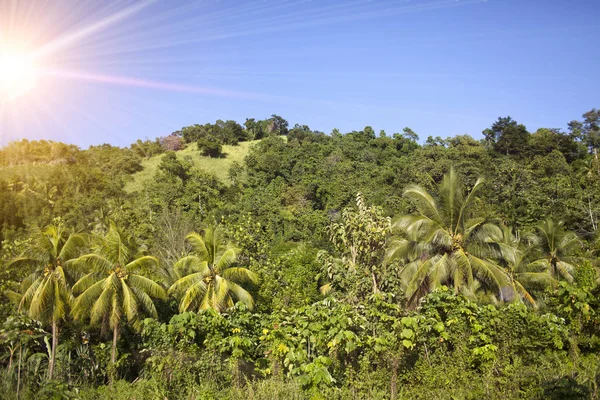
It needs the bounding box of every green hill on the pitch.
[124,139,258,193]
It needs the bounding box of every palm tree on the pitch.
[493,226,558,308]
[526,219,581,283]
[168,226,258,313]
[71,224,166,367]
[387,168,514,308]
[8,222,86,379]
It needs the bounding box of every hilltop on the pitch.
[124,139,260,193]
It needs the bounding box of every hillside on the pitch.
[124,139,259,193]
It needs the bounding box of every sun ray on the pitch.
[31,0,156,61]
[41,68,277,101]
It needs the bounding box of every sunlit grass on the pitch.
[124,139,259,193]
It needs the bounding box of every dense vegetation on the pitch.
[1,110,600,399]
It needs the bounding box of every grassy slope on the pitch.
[124,140,258,193]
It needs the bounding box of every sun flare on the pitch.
[0,50,38,101]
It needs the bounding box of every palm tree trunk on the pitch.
[390,357,399,400]
[17,346,22,398]
[110,323,119,385]
[111,323,118,365]
[48,318,58,380]
[371,270,379,294]
[7,347,14,374]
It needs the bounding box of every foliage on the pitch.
[388,168,514,308]
[3,111,600,398]
[169,227,258,313]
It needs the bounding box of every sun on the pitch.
[0,49,38,101]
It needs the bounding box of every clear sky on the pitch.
[1,0,599,147]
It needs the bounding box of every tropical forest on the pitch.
[1,110,600,399]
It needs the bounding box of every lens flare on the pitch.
[0,50,37,101]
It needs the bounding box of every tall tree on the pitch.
[168,227,258,313]
[71,225,166,368]
[483,116,530,156]
[8,222,85,379]
[387,168,514,308]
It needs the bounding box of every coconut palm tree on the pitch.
[387,168,514,308]
[169,226,258,313]
[526,219,581,283]
[492,225,559,308]
[71,224,166,367]
[8,222,86,379]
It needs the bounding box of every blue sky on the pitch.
[1,0,599,147]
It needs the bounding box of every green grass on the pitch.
[124,140,258,193]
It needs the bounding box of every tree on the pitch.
[8,221,85,379]
[158,151,189,180]
[159,133,183,151]
[197,135,223,157]
[244,118,263,140]
[569,109,600,171]
[326,193,392,296]
[402,127,419,142]
[168,226,258,313]
[71,224,166,368]
[483,117,530,156]
[265,114,289,136]
[526,219,581,283]
[387,168,513,308]
[494,225,558,307]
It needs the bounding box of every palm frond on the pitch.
[172,256,207,278]
[221,267,259,285]
[110,293,122,330]
[468,255,509,296]
[451,249,474,289]
[455,177,484,233]
[19,277,42,311]
[215,248,239,272]
[29,277,54,322]
[512,279,537,308]
[186,232,209,261]
[72,279,105,321]
[214,275,231,311]
[131,286,158,319]
[90,283,113,325]
[405,258,434,305]
[102,224,130,266]
[52,279,66,321]
[403,185,441,223]
[128,274,166,299]
[527,259,551,272]
[6,257,42,271]
[555,261,575,283]
[179,280,208,312]
[439,168,465,231]
[72,254,113,273]
[515,272,558,289]
[168,271,209,296]
[227,281,255,310]
[122,283,139,323]
[125,256,159,274]
[72,273,99,295]
[58,233,87,262]
[4,289,22,304]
